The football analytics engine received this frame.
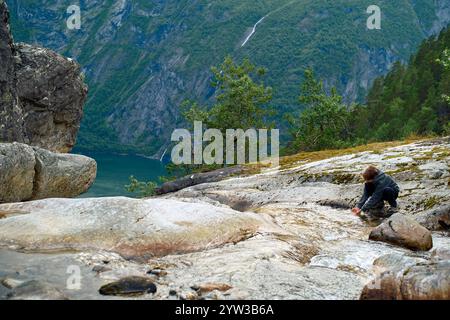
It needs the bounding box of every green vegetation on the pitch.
[360,27,450,140]
[182,56,274,132]
[419,196,442,210]
[125,56,275,188]
[124,176,157,198]
[285,69,355,152]
[125,25,450,183]
[7,0,445,155]
[286,26,450,154]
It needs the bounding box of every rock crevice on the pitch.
[0,142,96,204]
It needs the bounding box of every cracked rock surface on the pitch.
[0,142,96,203]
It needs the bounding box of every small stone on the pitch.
[429,170,444,180]
[169,289,177,296]
[99,276,157,296]
[180,291,198,300]
[146,269,168,277]
[202,290,225,300]
[192,283,233,294]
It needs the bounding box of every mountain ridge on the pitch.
[7,0,450,157]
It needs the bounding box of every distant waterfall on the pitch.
[160,148,168,162]
[241,16,266,47]
[240,0,299,48]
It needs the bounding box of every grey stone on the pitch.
[0,1,26,144]
[31,147,97,200]
[15,43,88,153]
[99,276,157,296]
[1,277,25,289]
[0,142,35,203]
[0,197,264,259]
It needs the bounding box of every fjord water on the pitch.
[73,150,166,197]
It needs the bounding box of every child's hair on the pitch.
[362,165,379,181]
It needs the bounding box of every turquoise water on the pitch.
[73,151,167,198]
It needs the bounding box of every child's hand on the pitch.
[351,208,362,216]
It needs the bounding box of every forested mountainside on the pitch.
[363,26,450,141]
[7,0,450,157]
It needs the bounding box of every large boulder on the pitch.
[369,213,433,251]
[0,143,35,203]
[32,147,97,199]
[15,43,88,153]
[415,205,450,231]
[0,1,87,153]
[361,258,450,300]
[0,142,96,203]
[0,197,265,260]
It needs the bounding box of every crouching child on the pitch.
[352,165,400,219]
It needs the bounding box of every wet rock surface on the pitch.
[369,214,433,251]
[0,138,449,300]
[7,280,68,300]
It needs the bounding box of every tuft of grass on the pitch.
[419,196,442,210]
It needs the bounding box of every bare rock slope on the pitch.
[0,138,449,300]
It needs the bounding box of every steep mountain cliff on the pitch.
[7,0,450,157]
[0,0,88,153]
[0,0,25,143]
